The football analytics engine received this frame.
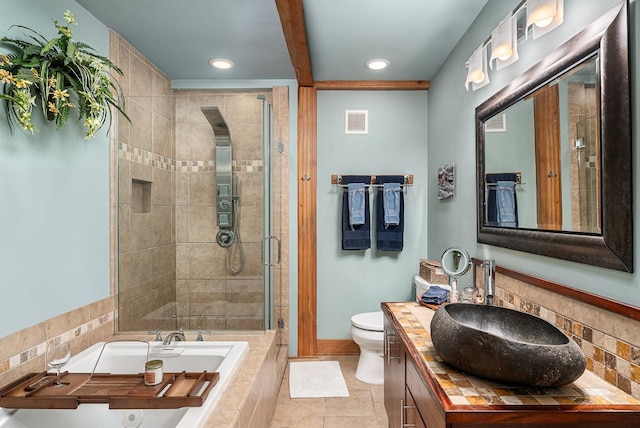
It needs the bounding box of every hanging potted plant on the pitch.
[0,10,129,139]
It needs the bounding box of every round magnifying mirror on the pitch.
[440,247,471,278]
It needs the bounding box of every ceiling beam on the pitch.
[275,0,313,87]
[315,80,430,90]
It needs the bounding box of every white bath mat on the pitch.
[288,361,349,398]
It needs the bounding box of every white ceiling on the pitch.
[74,0,488,83]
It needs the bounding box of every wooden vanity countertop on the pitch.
[383,301,640,426]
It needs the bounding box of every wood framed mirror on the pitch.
[476,2,632,272]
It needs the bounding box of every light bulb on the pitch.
[535,16,554,28]
[208,58,234,69]
[469,70,485,84]
[494,45,512,61]
[365,59,390,70]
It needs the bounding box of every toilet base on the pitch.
[355,348,384,385]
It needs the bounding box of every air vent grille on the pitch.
[486,113,506,133]
[345,110,368,134]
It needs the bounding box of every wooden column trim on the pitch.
[297,87,317,357]
[315,80,430,90]
[274,0,313,86]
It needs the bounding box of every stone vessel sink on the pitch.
[430,303,586,387]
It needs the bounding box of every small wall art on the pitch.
[437,163,455,200]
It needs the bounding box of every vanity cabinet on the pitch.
[384,313,442,428]
[383,315,405,428]
[382,302,640,428]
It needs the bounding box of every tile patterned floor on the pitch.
[270,355,388,428]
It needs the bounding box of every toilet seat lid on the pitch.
[351,311,383,331]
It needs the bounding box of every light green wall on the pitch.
[0,0,111,337]
[316,91,428,339]
[428,0,639,305]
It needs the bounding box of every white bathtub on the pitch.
[0,340,248,428]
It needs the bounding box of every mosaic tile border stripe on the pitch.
[119,143,173,171]
[494,287,640,398]
[119,143,263,173]
[387,302,640,406]
[0,312,113,377]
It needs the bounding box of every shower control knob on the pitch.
[216,229,235,248]
[219,200,230,209]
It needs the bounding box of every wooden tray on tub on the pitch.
[0,370,219,409]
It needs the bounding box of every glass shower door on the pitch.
[259,95,278,330]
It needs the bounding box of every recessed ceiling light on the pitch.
[365,58,390,70]
[208,58,234,69]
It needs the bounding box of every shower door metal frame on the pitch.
[260,96,276,330]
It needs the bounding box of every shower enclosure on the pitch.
[117,88,288,335]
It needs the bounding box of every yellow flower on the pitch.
[1,54,12,66]
[15,79,32,88]
[47,102,59,115]
[48,76,57,88]
[64,10,77,25]
[30,68,39,79]
[52,89,69,100]
[0,69,12,84]
[65,102,76,108]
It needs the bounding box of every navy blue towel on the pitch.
[485,173,518,227]
[341,176,371,250]
[375,175,405,251]
[421,286,450,305]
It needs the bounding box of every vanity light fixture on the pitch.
[490,15,513,61]
[465,0,563,91]
[465,44,490,91]
[365,58,390,70]
[490,11,520,71]
[208,58,235,69]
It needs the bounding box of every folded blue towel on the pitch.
[347,183,366,227]
[496,181,517,227]
[383,183,401,227]
[376,176,405,252]
[421,286,450,305]
[485,173,519,226]
[341,176,371,250]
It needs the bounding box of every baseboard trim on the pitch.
[317,339,359,355]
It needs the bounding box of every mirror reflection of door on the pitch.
[531,84,562,230]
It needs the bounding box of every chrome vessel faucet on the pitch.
[482,260,496,305]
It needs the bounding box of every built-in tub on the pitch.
[0,341,248,428]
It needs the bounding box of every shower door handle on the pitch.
[262,235,281,266]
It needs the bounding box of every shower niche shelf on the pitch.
[131,179,152,213]
[0,370,219,409]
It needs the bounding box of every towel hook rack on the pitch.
[484,172,525,186]
[331,174,413,188]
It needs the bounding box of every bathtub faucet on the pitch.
[163,329,185,345]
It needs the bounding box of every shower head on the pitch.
[201,107,230,141]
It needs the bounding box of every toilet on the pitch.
[350,311,384,385]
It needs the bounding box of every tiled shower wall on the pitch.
[112,33,289,335]
[568,81,599,232]
[175,90,267,331]
[173,87,289,335]
[113,34,178,332]
[476,268,640,399]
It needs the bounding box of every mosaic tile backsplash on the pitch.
[473,270,640,400]
[0,298,114,388]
